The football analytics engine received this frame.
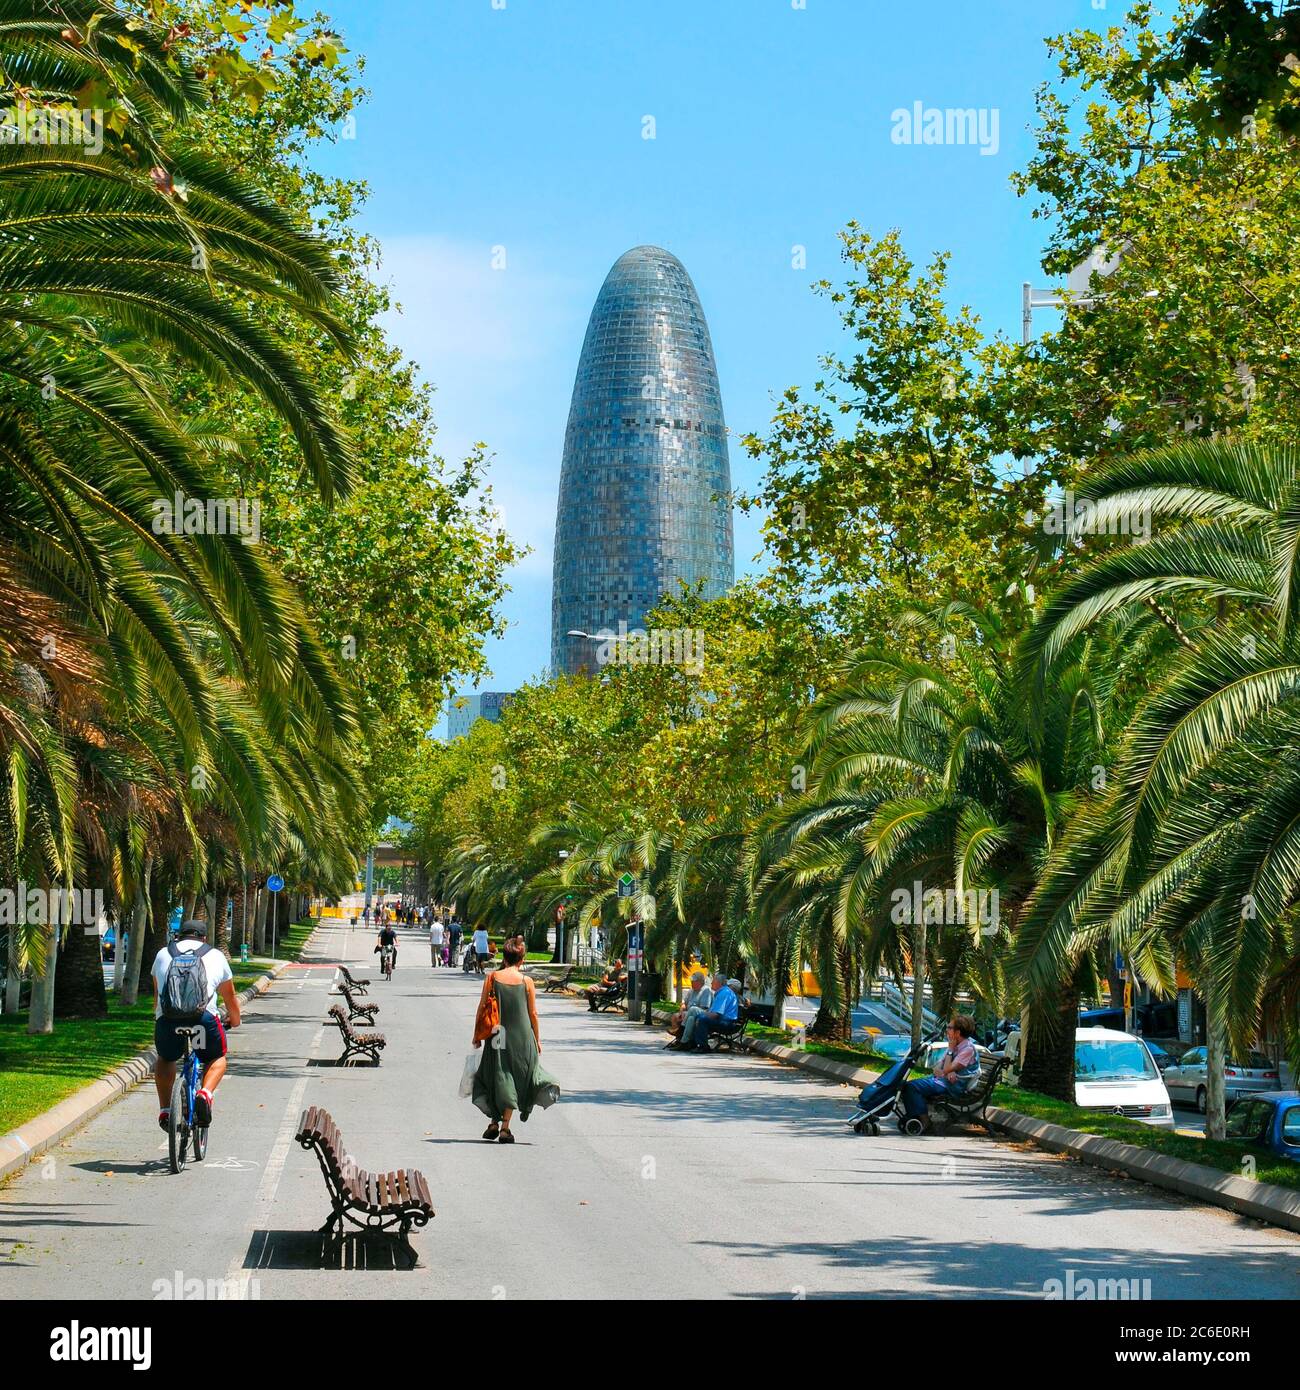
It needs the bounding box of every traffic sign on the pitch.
[617,873,636,899]
[267,874,284,893]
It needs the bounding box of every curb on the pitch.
[0,956,295,1184]
[635,1001,1300,1235]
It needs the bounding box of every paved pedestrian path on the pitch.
[1,923,1297,1299]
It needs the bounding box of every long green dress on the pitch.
[472,977,561,1124]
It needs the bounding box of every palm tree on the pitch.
[1017,440,1300,1133]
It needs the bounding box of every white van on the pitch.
[999,1025,1174,1126]
[1073,1027,1174,1126]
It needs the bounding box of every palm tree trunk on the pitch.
[253,885,268,954]
[138,875,170,995]
[1205,976,1228,1141]
[120,854,152,1008]
[53,906,108,1020]
[1019,982,1080,1101]
[910,918,928,1049]
[3,962,20,1014]
[27,885,59,1035]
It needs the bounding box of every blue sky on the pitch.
[315,0,1149,721]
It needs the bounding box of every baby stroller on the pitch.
[849,1029,944,1137]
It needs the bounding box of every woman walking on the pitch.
[471,935,560,1142]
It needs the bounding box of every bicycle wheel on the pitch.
[192,1124,208,1161]
[167,1071,188,1173]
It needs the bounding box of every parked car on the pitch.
[1225,1091,1300,1164]
[867,1033,915,1062]
[1143,1039,1176,1073]
[1163,1046,1280,1113]
[1073,1027,1175,1126]
[100,927,115,962]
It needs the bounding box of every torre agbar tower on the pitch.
[551,246,734,676]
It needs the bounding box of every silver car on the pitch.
[1162,1046,1281,1112]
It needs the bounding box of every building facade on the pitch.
[551,246,734,676]
[447,690,513,742]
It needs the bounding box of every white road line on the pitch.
[225,1019,325,1283]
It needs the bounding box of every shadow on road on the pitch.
[239,1228,424,1271]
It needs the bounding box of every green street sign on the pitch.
[617,873,636,899]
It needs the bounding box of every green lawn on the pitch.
[0,997,156,1135]
[0,925,317,1138]
[738,1020,1300,1188]
[995,1084,1300,1192]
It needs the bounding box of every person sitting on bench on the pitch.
[665,970,712,1047]
[900,1015,981,1129]
[679,974,737,1051]
[585,960,626,1011]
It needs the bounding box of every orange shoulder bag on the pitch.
[473,973,500,1044]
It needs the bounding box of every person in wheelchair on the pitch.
[900,1015,981,1130]
[585,960,626,1010]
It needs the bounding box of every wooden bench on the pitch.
[338,964,370,995]
[541,965,576,993]
[930,1055,1008,1133]
[295,1106,433,1266]
[589,980,626,1013]
[338,982,378,1024]
[326,1004,386,1065]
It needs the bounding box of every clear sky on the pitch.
[315,0,1150,721]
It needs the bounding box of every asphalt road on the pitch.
[2,923,1298,1300]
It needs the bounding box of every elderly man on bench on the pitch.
[676,974,739,1052]
[665,970,712,1048]
[585,959,626,1011]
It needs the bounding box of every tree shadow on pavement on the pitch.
[712,1232,1298,1300]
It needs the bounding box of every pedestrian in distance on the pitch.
[430,916,445,967]
[471,935,560,1142]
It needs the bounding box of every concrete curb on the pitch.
[0,955,297,1184]
[635,1000,1300,1234]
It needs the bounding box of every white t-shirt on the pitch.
[472,929,489,954]
[151,939,233,1020]
[430,923,444,944]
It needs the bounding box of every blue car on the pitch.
[1225,1090,1300,1164]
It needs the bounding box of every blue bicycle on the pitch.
[167,1024,209,1173]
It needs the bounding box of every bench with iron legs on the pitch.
[338,982,378,1024]
[542,965,577,993]
[929,1056,1008,1133]
[337,964,370,995]
[704,1006,752,1052]
[326,1004,386,1065]
[589,981,626,1012]
[295,1106,433,1267]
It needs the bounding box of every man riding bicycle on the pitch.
[151,920,240,1132]
[375,921,398,972]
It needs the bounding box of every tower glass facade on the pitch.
[551,246,734,676]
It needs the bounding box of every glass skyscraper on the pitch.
[551,246,734,676]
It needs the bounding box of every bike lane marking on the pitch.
[223,955,329,1285]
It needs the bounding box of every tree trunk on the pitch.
[111,909,126,995]
[253,886,268,954]
[1205,977,1228,1142]
[1019,981,1080,1101]
[3,962,20,1014]
[181,889,197,922]
[27,889,59,1035]
[53,903,108,1020]
[138,875,169,995]
[210,891,230,956]
[120,854,152,1008]
[910,918,928,1049]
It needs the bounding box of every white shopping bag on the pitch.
[457,1048,482,1098]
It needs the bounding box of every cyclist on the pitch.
[151,920,240,1132]
[375,919,399,972]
